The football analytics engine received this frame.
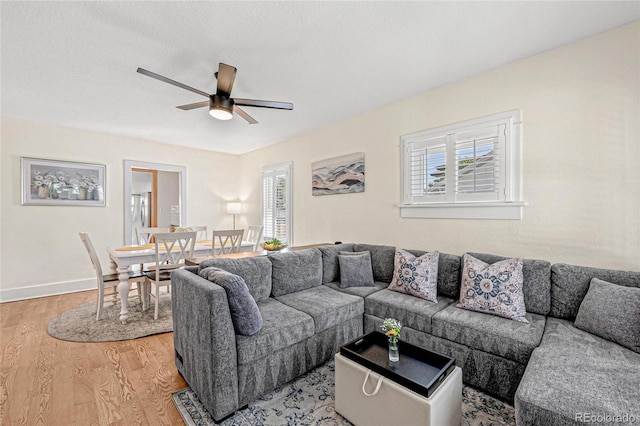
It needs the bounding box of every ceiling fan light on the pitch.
[209,107,233,120]
[209,95,234,120]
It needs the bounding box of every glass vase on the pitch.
[388,338,399,362]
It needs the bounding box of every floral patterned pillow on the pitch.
[387,249,439,303]
[457,254,528,323]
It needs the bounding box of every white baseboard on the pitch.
[0,278,96,303]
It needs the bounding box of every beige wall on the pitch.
[0,118,241,300]
[240,22,640,271]
[1,22,638,301]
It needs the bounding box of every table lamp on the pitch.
[226,202,241,229]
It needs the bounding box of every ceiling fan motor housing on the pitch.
[209,94,234,120]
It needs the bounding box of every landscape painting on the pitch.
[312,152,365,196]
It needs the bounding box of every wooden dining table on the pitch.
[107,240,254,323]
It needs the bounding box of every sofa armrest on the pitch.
[171,268,239,421]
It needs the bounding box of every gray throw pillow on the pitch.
[338,252,375,288]
[199,267,263,336]
[575,278,640,353]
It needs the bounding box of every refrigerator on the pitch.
[131,192,152,245]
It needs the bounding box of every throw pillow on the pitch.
[387,249,439,303]
[457,254,528,323]
[338,252,375,288]
[199,267,263,336]
[575,278,640,353]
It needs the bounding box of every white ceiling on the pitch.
[2,2,638,155]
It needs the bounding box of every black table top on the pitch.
[339,331,455,398]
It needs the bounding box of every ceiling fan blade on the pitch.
[216,63,237,98]
[234,98,293,110]
[137,68,210,98]
[176,100,209,111]
[233,105,258,124]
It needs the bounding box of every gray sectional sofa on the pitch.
[171,243,640,424]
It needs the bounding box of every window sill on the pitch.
[399,201,526,220]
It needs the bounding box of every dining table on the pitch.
[107,239,254,323]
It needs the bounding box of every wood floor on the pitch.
[0,290,188,425]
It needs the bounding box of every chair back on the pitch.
[211,229,244,255]
[245,225,264,251]
[135,226,170,244]
[186,225,207,240]
[152,231,197,272]
[79,231,105,284]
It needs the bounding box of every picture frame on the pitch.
[21,157,106,206]
[312,152,365,196]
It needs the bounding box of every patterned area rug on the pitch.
[47,292,173,342]
[173,359,515,426]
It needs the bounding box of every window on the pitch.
[262,162,292,244]
[401,110,524,219]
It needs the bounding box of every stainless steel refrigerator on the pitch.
[131,192,152,244]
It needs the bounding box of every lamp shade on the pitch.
[226,202,242,214]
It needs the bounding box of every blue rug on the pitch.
[172,359,515,425]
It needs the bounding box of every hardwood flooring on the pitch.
[0,291,187,425]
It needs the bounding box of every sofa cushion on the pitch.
[575,278,640,353]
[468,252,551,316]
[550,263,640,320]
[318,243,355,284]
[515,318,640,426]
[354,244,396,283]
[388,249,439,302]
[198,267,263,336]
[365,289,455,334]
[458,254,529,323]
[269,248,323,297]
[235,298,314,365]
[198,256,273,302]
[324,281,388,298]
[406,250,461,299]
[275,285,364,333]
[431,303,545,364]
[338,251,375,288]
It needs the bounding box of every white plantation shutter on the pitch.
[454,123,506,202]
[401,110,521,218]
[407,136,447,203]
[262,162,292,245]
[262,174,275,239]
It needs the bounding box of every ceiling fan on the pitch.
[136,63,293,124]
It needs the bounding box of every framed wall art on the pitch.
[312,152,365,196]
[21,157,106,206]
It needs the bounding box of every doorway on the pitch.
[123,160,187,246]
[131,168,158,234]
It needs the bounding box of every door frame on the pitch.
[123,160,187,246]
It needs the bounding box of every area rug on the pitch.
[173,359,516,426]
[47,293,173,342]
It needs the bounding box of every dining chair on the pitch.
[211,229,244,255]
[244,225,264,251]
[145,231,196,320]
[181,225,207,240]
[79,232,145,321]
[135,226,171,245]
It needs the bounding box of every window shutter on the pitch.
[407,136,447,203]
[262,174,275,240]
[262,162,292,245]
[274,174,288,243]
[454,124,506,202]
